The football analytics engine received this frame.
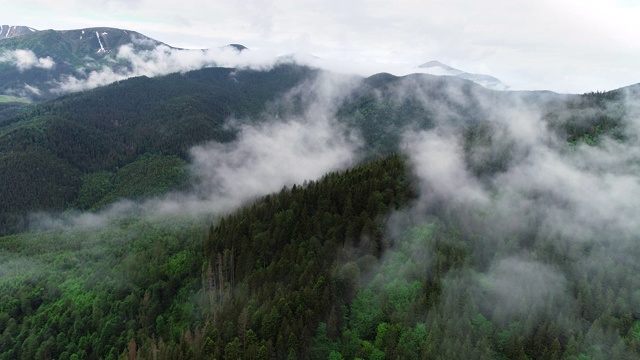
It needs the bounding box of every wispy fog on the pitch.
[31,71,362,229]
[388,80,640,352]
[51,44,289,94]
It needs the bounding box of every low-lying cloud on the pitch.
[185,115,359,213]
[52,44,287,94]
[150,72,362,215]
[0,49,55,71]
[390,80,640,354]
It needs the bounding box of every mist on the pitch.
[31,70,362,230]
[380,78,640,356]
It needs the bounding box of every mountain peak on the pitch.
[0,25,38,39]
[226,43,248,52]
[415,60,508,91]
[417,60,464,75]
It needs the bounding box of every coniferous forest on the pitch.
[1,62,640,359]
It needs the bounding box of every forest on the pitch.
[1,63,640,359]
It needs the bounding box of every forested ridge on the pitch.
[0,64,316,235]
[2,145,640,359]
[0,153,417,359]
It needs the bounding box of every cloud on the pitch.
[403,129,489,208]
[376,78,640,353]
[23,84,42,96]
[148,72,362,215]
[51,44,285,93]
[185,117,359,213]
[3,83,42,98]
[395,81,640,248]
[0,49,55,71]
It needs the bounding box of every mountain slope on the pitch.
[0,63,317,235]
[0,152,415,359]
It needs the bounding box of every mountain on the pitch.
[0,26,175,100]
[1,24,513,104]
[225,43,248,52]
[0,59,626,236]
[0,25,38,39]
[417,60,509,90]
[0,63,317,235]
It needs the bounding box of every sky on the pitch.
[5,0,640,93]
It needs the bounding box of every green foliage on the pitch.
[72,171,115,210]
[547,90,627,147]
[0,147,82,235]
[86,153,189,210]
[0,215,207,360]
[1,56,639,360]
[349,288,385,339]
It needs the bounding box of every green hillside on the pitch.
[0,64,315,235]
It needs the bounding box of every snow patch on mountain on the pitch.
[96,31,106,53]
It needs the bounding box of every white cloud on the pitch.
[51,44,283,93]
[0,49,55,71]
[151,72,362,215]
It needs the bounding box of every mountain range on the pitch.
[0,25,509,102]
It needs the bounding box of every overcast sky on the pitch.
[6,0,640,93]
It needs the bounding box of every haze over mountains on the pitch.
[417,60,509,90]
[1,23,640,359]
[0,25,509,101]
